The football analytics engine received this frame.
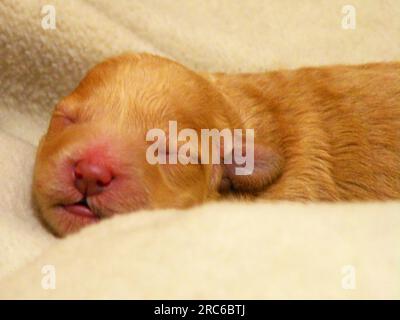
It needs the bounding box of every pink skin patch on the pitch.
[46,139,148,230]
[63,203,97,218]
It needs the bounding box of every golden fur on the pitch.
[33,54,400,235]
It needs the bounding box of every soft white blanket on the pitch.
[0,0,399,299]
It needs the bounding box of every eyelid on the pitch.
[54,103,77,121]
[54,112,75,122]
[49,112,75,131]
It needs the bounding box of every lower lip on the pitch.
[62,204,99,219]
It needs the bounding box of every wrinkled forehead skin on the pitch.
[57,53,234,136]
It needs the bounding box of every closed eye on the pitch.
[49,113,76,131]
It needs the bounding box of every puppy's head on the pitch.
[33,54,235,235]
[34,53,283,236]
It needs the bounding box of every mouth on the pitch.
[62,198,99,219]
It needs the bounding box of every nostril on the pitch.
[96,178,112,188]
[73,159,114,196]
[75,171,83,180]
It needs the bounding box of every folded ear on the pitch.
[218,142,284,194]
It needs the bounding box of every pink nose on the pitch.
[74,160,113,196]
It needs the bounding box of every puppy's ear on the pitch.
[222,143,283,193]
[213,137,283,194]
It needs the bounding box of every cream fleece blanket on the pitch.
[0,0,399,299]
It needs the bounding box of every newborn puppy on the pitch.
[33,53,400,236]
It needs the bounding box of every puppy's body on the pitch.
[34,54,400,235]
[213,63,400,200]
